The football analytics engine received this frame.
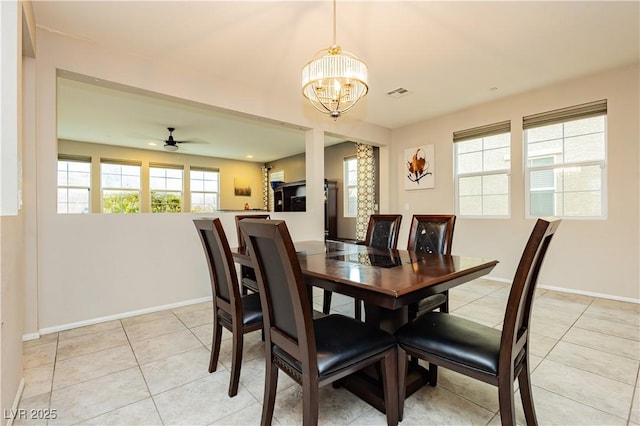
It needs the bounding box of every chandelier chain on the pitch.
[332,0,337,46]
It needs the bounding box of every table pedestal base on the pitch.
[337,304,432,413]
[337,364,431,414]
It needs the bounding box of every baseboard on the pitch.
[538,283,639,304]
[5,378,25,426]
[485,275,511,284]
[25,296,212,339]
[486,275,639,304]
[21,332,41,342]
[22,278,639,341]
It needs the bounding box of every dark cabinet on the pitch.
[324,180,337,239]
[273,180,336,239]
[273,181,306,212]
[272,180,337,239]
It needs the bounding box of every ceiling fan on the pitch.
[163,127,187,151]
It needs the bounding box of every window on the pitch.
[101,160,141,213]
[524,100,607,219]
[344,156,357,217]
[57,156,91,214]
[150,164,183,213]
[454,121,511,217]
[190,168,219,213]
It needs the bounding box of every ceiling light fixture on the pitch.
[301,0,368,120]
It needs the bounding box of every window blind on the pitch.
[149,162,184,170]
[453,120,511,143]
[190,166,219,172]
[523,99,607,130]
[100,158,142,166]
[58,154,91,163]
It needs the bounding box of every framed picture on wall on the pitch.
[404,145,435,190]
[234,177,252,196]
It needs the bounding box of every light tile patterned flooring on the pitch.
[18,279,640,425]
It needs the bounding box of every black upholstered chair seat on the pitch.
[240,276,259,293]
[396,312,502,375]
[273,314,396,378]
[217,292,263,326]
[409,293,448,316]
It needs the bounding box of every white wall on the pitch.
[30,22,638,337]
[30,30,390,333]
[391,64,640,301]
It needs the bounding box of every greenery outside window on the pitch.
[344,156,357,217]
[524,100,607,219]
[101,160,141,213]
[150,164,183,213]
[190,168,219,213]
[58,156,91,214]
[454,121,511,217]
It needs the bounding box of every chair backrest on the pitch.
[239,219,318,377]
[235,214,270,250]
[364,214,403,249]
[500,218,561,370]
[406,214,456,254]
[193,218,241,317]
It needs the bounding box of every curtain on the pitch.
[355,143,375,240]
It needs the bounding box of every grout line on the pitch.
[121,318,166,425]
[19,285,640,426]
[532,384,630,423]
[627,366,640,424]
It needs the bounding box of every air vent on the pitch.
[386,87,411,98]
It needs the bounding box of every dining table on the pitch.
[232,239,498,413]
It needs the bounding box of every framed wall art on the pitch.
[234,177,252,196]
[404,145,435,190]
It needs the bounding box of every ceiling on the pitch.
[36,1,639,162]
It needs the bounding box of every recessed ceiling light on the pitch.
[147,142,157,146]
[246,155,254,159]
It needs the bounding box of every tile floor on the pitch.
[18,279,640,425]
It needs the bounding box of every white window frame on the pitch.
[453,121,511,218]
[101,160,141,213]
[57,156,91,214]
[190,168,219,213]
[343,156,357,218]
[523,100,608,220]
[149,164,183,213]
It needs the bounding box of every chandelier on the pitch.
[301,0,368,120]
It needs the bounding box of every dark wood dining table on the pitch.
[232,239,498,412]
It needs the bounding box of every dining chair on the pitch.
[405,214,456,381]
[193,218,263,397]
[395,218,561,425]
[364,214,403,250]
[406,214,456,318]
[239,219,399,426]
[235,214,270,294]
[322,214,403,320]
